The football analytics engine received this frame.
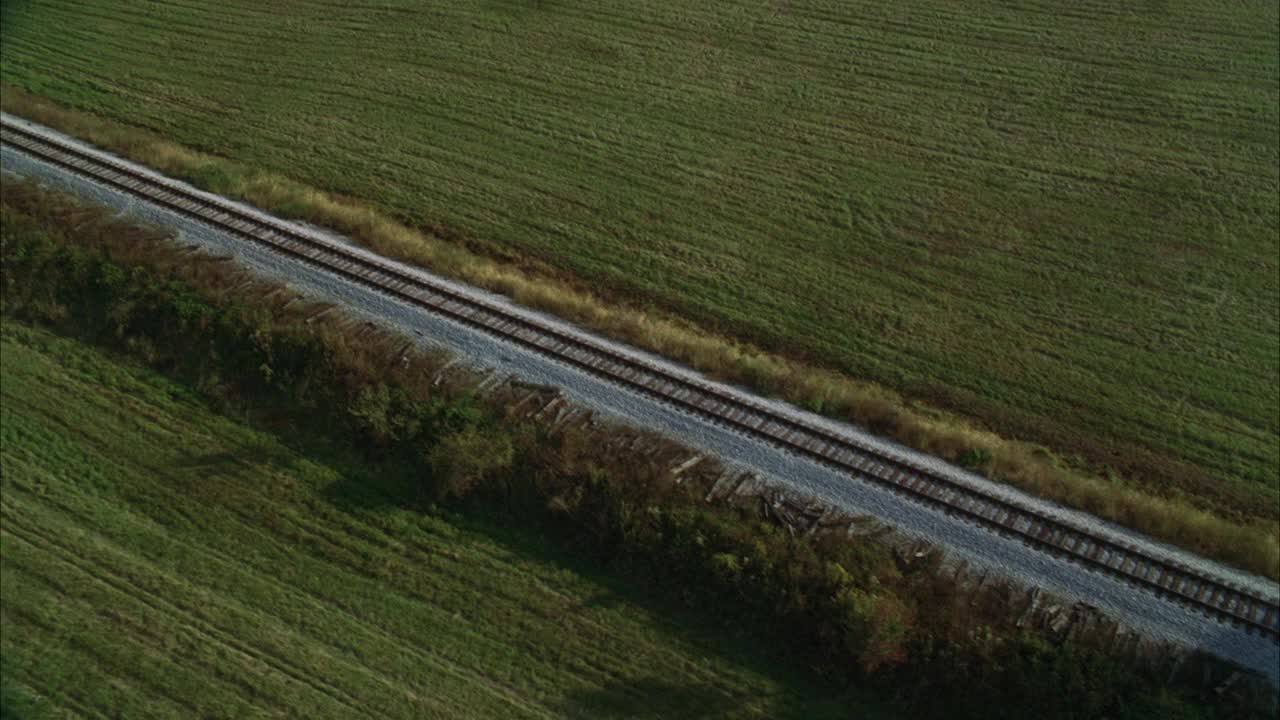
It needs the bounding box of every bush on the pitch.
[958,447,992,469]
[426,425,514,502]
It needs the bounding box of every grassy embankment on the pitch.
[2,0,1276,576]
[1,182,1243,718]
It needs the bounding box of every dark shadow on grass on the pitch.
[553,676,742,720]
[173,436,425,518]
[317,451,422,513]
[580,589,626,612]
[317,462,879,719]
[181,416,886,720]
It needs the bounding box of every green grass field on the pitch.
[0,321,886,719]
[1,0,1276,522]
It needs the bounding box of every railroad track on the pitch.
[4,115,1277,642]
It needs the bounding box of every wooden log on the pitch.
[431,359,459,386]
[705,472,735,503]
[1016,588,1041,629]
[507,389,546,416]
[670,454,705,481]
[303,303,338,324]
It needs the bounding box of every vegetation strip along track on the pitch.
[4,116,1277,642]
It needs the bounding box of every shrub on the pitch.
[426,425,515,502]
[958,447,992,469]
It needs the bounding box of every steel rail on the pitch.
[4,117,1276,641]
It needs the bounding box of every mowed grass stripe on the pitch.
[12,0,1269,139]
[40,6,1239,308]
[0,459,450,716]
[0,353,570,717]
[15,21,1250,226]
[0,477,559,718]
[0,544,365,720]
[0,600,213,718]
[503,2,1273,127]
[0,503,530,720]
[23,4,1254,197]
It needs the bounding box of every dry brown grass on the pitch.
[4,85,1275,580]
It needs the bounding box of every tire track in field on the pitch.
[6,460,736,715]
[0,513,389,720]
[2,523,374,716]
[10,11,1254,285]
[20,0,1254,212]
[12,2,1269,212]
[0,474,564,719]
[0,572,252,718]
[0,642,120,720]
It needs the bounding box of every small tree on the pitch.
[834,586,914,673]
[426,425,514,502]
